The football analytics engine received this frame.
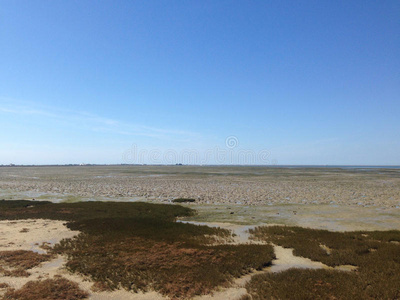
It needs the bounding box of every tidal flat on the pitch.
[0,166,400,299]
[1,165,399,231]
[1,165,400,208]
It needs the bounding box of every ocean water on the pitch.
[272,165,400,170]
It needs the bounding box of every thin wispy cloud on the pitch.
[0,97,199,141]
[0,106,58,118]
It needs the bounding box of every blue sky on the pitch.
[0,1,399,165]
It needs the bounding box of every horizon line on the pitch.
[1,164,399,168]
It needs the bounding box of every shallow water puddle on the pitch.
[268,245,328,272]
[179,220,358,273]
[176,220,256,243]
[269,245,357,273]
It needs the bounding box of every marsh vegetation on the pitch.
[2,277,89,300]
[1,200,400,299]
[247,226,400,299]
[0,200,274,299]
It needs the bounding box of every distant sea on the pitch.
[273,165,400,169]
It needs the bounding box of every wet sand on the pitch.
[180,203,400,231]
[0,219,79,254]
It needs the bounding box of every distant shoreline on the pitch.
[1,164,400,169]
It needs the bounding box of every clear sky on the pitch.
[1,1,399,165]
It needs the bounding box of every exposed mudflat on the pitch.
[180,203,400,231]
[1,166,399,232]
[1,165,399,207]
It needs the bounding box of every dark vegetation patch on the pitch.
[249,226,400,267]
[0,200,193,222]
[172,198,196,203]
[55,236,273,298]
[0,200,274,299]
[247,226,400,299]
[246,269,363,300]
[65,217,233,244]
[0,251,51,277]
[1,277,89,300]
[54,217,274,298]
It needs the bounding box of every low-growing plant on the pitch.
[0,251,51,278]
[172,198,196,203]
[54,219,275,299]
[247,225,400,299]
[0,200,194,223]
[0,200,275,299]
[1,277,88,300]
[246,269,361,300]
